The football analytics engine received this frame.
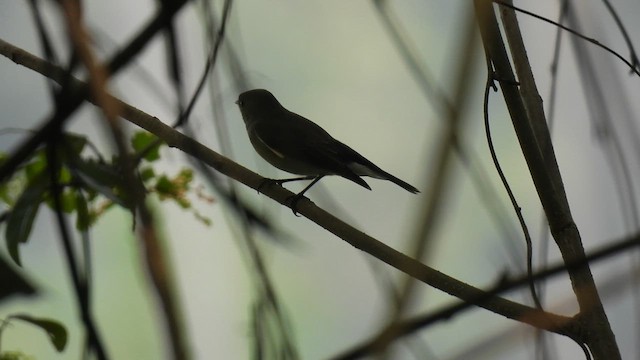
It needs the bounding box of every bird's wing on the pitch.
[250,113,326,163]
[252,113,371,190]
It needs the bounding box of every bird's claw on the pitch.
[257,178,304,216]
[257,178,284,193]
[285,194,305,216]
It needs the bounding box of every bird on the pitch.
[235,89,419,209]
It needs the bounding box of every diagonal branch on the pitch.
[0,36,577,338]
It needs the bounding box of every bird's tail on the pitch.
[348,162,419,193]
[337,140,419,193]
[381,171,420,193]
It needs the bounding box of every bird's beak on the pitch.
[234,100,240,105]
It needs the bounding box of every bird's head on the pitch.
[236,89,283,117]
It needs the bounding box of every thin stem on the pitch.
[482,72,541,309]
[493,0,640,77]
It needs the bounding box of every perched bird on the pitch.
[235,89,419,207]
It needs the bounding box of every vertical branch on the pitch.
[137,214,192,360]
[46,139,108,360]
[474,1,620,359]
[374,6,479,356]
[498,2,570,213]
[59,1,192,358]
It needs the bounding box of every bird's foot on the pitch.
[285,193,306,216]
[257,178,284,193]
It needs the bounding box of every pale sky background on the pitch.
[1,1,640,359]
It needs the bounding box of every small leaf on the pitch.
[11,314,68,352]
[75,191,90,231]
[0,351,31,360]
[177,168,194,184]
[5,174,47,266]
[70,158,126,206]
[60,189,77,213]
[0,177,16,205]
[58,166,72,184]
[176,197,191,209]
[154,175,176,196]
[62,133,87,155]
[193,211,212,227]
[131,131,162,162]
[0,175,30,208]
[24,152,46,181]
[0,256,37,300]
[139,167,155,182]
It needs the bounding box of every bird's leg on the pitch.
[275,175,317,185]
[257,175,316,192]
[287,175,324,215]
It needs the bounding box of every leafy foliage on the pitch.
[0,131,212,266]
[0,256,36,300]
[0,314,67,353]
[0,351,34,360]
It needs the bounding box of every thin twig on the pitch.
[0,0,189,184]
[482,72,541,309]
[46,139,108,360]
[601,0,639,71]
[493,0,640,77]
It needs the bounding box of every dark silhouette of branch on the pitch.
[46,138,108,360]
[600,0,639,71]
[0,0,189,185]
[493,0,640,77]
[482,72,541,309]
[535,2,569,358]
[332,231,640,360]
[475,1,620,358]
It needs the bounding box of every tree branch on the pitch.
[0,37,579,337]
[474,1,620,358]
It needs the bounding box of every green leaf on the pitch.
[131,131,162,162]
[0,176,19,206]
[5,174,47,266]
[11,314,68,352]
[0,256,37,300]
[178,168,194,183]
[0,188,9,205]
[71,158,126,207]
[60,189,77,213]
[75,191,90,231]
[176,197,191,209]
[24,152,46,181]
[62,133,87,155]
[0,351,32,360]
[139,167,155,182]
[58,166,72,184]
[154,175,176,195]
